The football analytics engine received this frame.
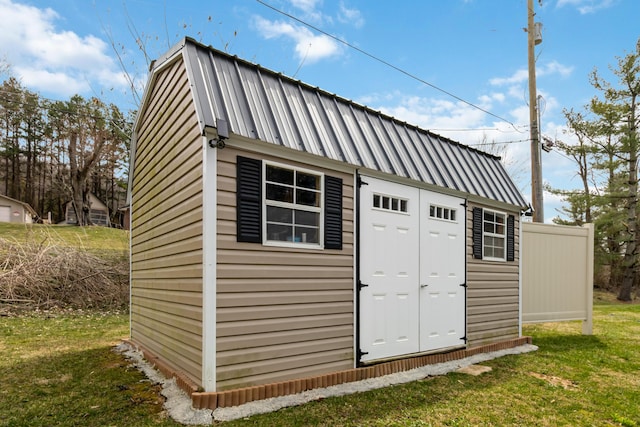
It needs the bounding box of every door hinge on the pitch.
[357,176,369,187]
[358,348,369,360]
[358,280,369,290]
[460,282,468,288]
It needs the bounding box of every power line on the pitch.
[468,138,531,146]
[256,0,523,132]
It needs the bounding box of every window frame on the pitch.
[428,203,458,223]
[482,208,507,261]
[371,192,409,215]
[262,160,325,249]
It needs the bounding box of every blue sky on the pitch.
[0,0,638,221]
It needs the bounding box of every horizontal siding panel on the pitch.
[218,290,353,307]
[132,221,202,253]
[217,204,235,222]
[467,303,518,316]
[218,301,352,322]
[217,325,352,352]
[132,288,202,307]
[466,281,519,290]
[217,278,352,293]
[133,193,203,244]
[131,325,202,384]
[133,277,201,292]
[132,263,202,280]
[467,295,519,307]
[134,152,202,222]
[132,304,202,335]
[132,320,202,357]
[216,360,353,391]
[135,58,188,141]
[134,179,202,234]
[467,270,520,283]
[133,295,202,321]
[134,84,195,178]
[216,348,353,382]
[131,250,202,271]
[467,318,518,332]
[467,262,519,275]
[134,123,200,202]
[217,264,353,280]
[217,250,352,267]
[217,313,353,337]
[217,336,352,366]
[467,288,519,299]
[466,310,518,324]
[133,208,202,249]
[467,327,519,347]
[134,130,199,204]
[131,236,202,263]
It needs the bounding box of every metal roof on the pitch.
[163,38,527,208]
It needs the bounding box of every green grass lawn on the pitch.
[0,222,129,254]
[1,296,638,426]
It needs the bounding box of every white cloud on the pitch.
[539,61,574,78]
[338,2,365,29]
[490,69,529,86]
[0,0,126,98]
[14,67,89,94]
[490,61,573,88]
[556,0,617,14]
[253,16,342,63]
[287,0,325,24]
[289,0,322,14]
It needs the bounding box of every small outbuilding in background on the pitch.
[0,194,37,224]
[64,192,111,227]
[127,37,530,410]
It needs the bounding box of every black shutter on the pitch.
[324,175,343,250]
[506,214,515,262]
[472,207,483,259]
[236,156,262,243]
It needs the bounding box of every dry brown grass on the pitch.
[0,237,129,312]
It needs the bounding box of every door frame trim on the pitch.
[355,174,469,365]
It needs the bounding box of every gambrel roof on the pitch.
[139,37,527,208]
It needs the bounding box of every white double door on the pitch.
[359,177,465,363]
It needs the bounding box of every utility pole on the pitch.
[528,0,544,222]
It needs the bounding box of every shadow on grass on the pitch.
[0,346,179,427]
[532,333,607,354]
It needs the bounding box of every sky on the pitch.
[0,0,638,222]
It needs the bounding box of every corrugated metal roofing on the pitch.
[168,37,527,208]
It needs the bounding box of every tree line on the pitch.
[551,39,640,301]
[0,77,132,226]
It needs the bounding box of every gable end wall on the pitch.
[130,56,204,387]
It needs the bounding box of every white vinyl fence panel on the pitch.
[521,222,594,334]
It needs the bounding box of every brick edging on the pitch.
[123,336,533,410]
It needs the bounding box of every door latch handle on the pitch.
[420,284,429,288]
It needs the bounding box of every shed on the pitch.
[128,37,530,409]
[64,193,111,227]
[0,194,37,223]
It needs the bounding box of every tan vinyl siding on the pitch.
[216,146,355,391]
[130,56,204,387]
[466,203,520,346]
